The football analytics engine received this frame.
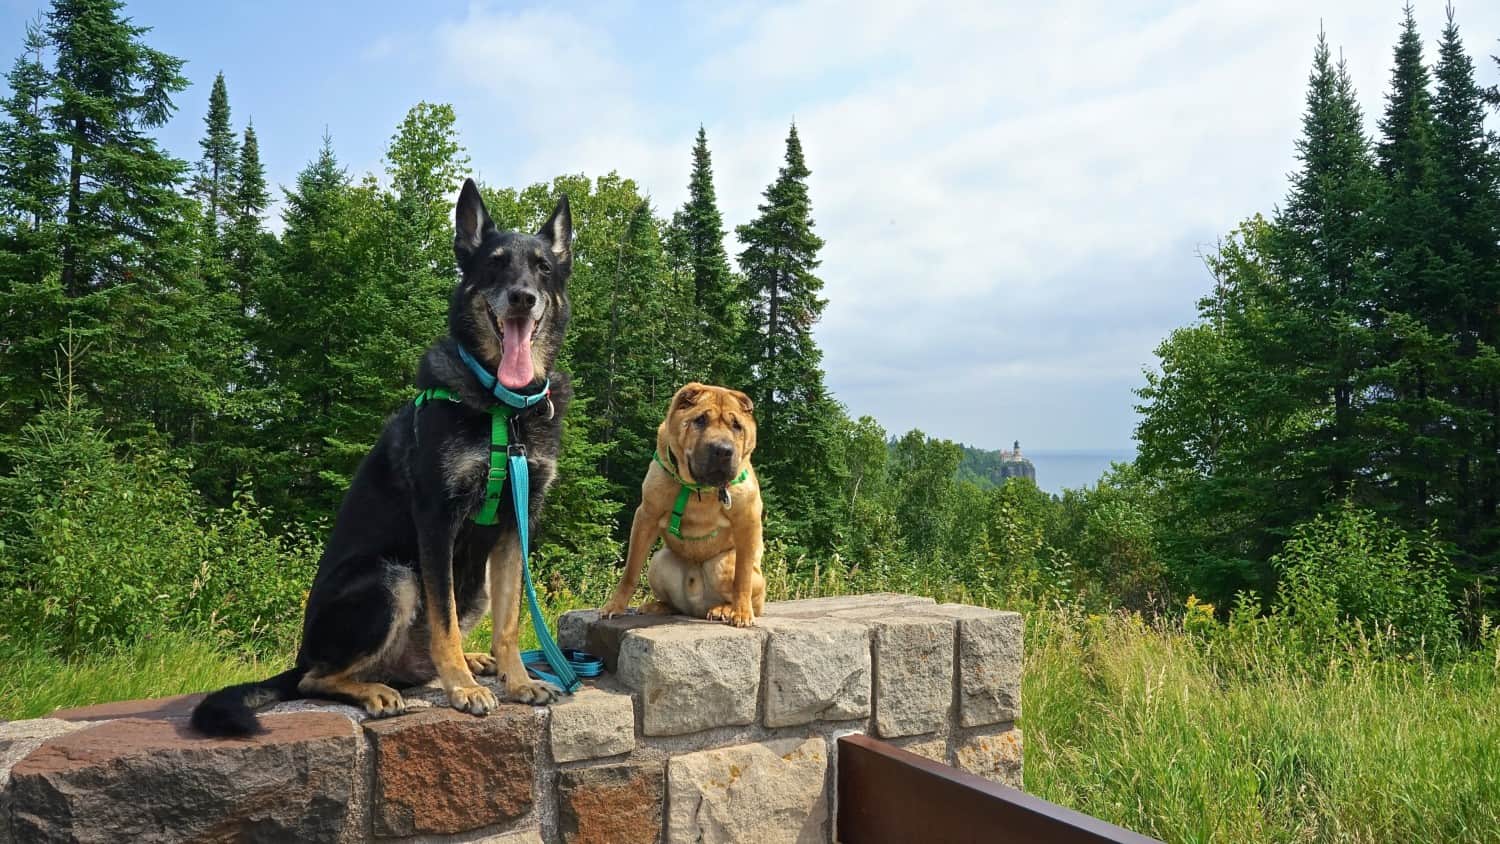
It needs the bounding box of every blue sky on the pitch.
[3,1,1498,452]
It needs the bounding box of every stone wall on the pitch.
[0,594,1022,843]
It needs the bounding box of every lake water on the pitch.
[1024,449,1136,495]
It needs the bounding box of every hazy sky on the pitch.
[3,1,1498,450]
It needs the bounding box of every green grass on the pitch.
[1022,607,1500,843]
[0,631,284,721]
[4,599,1498,843]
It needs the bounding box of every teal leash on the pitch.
[415,345,598,694]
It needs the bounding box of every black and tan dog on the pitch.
[192,180,572,736]
[600,383,765,626]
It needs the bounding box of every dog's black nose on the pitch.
[707,441,735,464]
[508,288,537,310]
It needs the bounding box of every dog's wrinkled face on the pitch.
[451,178,572,391]
[666,383,757,487]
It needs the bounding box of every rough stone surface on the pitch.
[759,616,871,727]
[762,593,936,619]
[8,712,362,843]
[364,707,541,838]
[50,693,203,723]
[559,609,600,651]
[666,736,828,844]
[549,686,636,763]
[571,612,678,672]
[618,621,763,736]
[1,719,88,844]
[556,760,664,844]
[953,725,1023,789]
[865,614,956,738]
[928,604,1023,726]
[888,732,949,764]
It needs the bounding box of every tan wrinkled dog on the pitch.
[600,383,765,626]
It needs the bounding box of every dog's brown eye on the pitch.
[693,414,709,429]
[536,260,550,275]
[731,418,743,432]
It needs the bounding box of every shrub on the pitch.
[1270,502,1459,659]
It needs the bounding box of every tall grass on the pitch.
[1023,606,1500,843]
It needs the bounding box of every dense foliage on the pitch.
[0,0,1497,674]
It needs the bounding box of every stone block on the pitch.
[928,604,1022,726]
[762,593,936,619]
[557,760,663,844]
[953,725,1023,789]
[617,621,763,737]
[559,609,600,651]
[8,712,361,842]
[865,614,955,738]
[570,612,679,672]
[666,736,827,844]
[887,732,948,764]
[759,616,870,727]
[364,706,541,838]
[1,719,87,844]
[549,686,636,763]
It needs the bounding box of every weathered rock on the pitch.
[762,593,936,619]
[474,829,546,844]
[953,725,1023,789]
[1,719,88,844]
[863,614,955,738]
[549,686,636,763]
[666,736,828,844]
[571,613,679,672]
[759,616,870,727]
[927,604,1023,726]
[364,706,541,838]
[50,693,203,723]
[556,760,663,844]
[888,732,948,764]
[617,621,763,737]
[8,712,361,843]
[559,609,600,651]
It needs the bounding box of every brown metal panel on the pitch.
[837,734,1161,844]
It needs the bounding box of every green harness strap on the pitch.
[415,387,510,526]
[652,450,750,541]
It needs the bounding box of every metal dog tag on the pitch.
[718,487,732,509]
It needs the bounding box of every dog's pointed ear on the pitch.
[454,178,495,261]
[537,195,572,265]
[672,383,705,412]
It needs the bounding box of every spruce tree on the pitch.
[667,127,747,387]
[736,124,846,553]
[224,121,269,308]
[1264,32,1380,510]
[192,72,237,254]
[1370,6,1450,519]
[46,0,190,296]
[1430,8,1500,562]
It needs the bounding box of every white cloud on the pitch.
[428,0,1500,449]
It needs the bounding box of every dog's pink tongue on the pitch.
[498,317,535,389]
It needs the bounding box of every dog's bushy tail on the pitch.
[190,667,306,737]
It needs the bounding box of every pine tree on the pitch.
[736,124,846,554]
[46,0,190,296]
[1369,6,1450,520]
[224,120,269,308]
[1430,8,1500,563]
[1264,32,1380,509]
[667,127,747,387]
[192,72,237,255]
[0,19,61,278]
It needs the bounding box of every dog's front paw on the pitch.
[504,677,562,706]
[599,597,632,619]
[465,652,498,675]
[361,684,408,718]
[707,602,756,627]
[447,683,499,716]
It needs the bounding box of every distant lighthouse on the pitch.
[998,440,1035,484]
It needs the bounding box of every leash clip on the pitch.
[508,443,528,459]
